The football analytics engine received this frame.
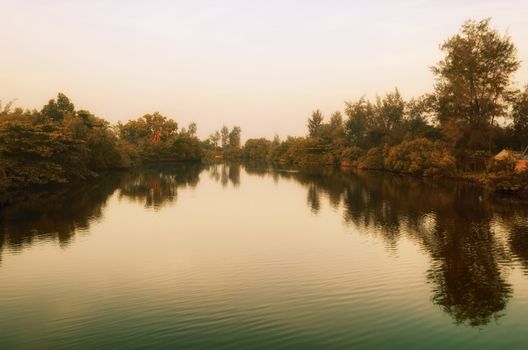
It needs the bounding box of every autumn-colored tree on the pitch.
[118,112,179,159]
[432,18,520,151]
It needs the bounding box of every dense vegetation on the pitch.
[2,18,528,202]
[241,19,528,192]
[0,95,203,203]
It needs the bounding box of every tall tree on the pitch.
[187,122,197,137]
[344,97,374,147]
[376,89,405,132]
[208,131,220,148]
[228,126,241,149]
[432,18,520,150]
[307,109,324,137]
[220,126,229,149]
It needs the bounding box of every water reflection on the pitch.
[272,168,528,326]
[207,162,241,187]
[0,173,123,256]
[1,163,528,328]
[119,163,201,209]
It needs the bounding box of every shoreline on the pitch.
[2,159,527,209]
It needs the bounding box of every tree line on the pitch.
[2,18,528,201]
[242,19,528,191]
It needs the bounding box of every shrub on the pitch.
[358,146,386,170]
[385,138,456,176]
[485,169,528,192]
[341,147,365,165]
[487,156,516,174]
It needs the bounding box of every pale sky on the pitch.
[1,0,527,139]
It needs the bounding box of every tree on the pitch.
[41,93,75,122]
[326,111,345,141]
[66,110,132,169]
[0,112,90,187]
[243,138,271,160]
[208,131,220,148]
[220,126,229,149]
[0,100,16,115]
[118,112,178,160]
[307,109,324,137]
[329,111,343,129]
[187,122,197,137]
[228,126,241,149]
[344,97,373,147]
[512,86,528,151]
[376,88,405,132]
[432,18,520,150]
[404,95,441,140]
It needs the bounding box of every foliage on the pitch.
[243,138,271,160]
[3,18,528,198]
[385,138,456,176]
[0,94,200,202]
[340,146,365,166]
[228,126,242,150]
[118,114,201,162]
[432,18,520,151]
[485,169,528,192]
[0,110,91,189]
[512,86,528,150]
[358,146,386,170]
[344,89,406,149]
[307,109,324,137]
[41,92,75,122]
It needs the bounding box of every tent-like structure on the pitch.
[494,146,528,172]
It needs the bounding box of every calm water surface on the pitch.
[1,163,527,349]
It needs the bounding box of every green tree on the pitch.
[344,97,373,147]
[220,126,229,149]
[307,109,324,137]
[243,138,271,160]
[118,112,178,160]
[228,126,241,149]
[41,92,75,122]
[0,111,90,188]
[403,95,441,140]
[432,18,520,151]
[376,88,405,133]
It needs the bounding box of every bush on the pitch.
[485,169,528,192]
[340,146,365,166]
[243,138,271,160]
[487,157,516,174]
[358,146,386,170]
[385,138,456,176]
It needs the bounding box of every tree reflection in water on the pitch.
[0,163,203,263]
[275,167,528,327]
[1,163,528,327]
[119,163,201,209]
[0,172,125,262]
[205,162,241,188]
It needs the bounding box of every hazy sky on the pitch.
[1,0,527,139]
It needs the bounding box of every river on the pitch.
[1,163,527,349]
